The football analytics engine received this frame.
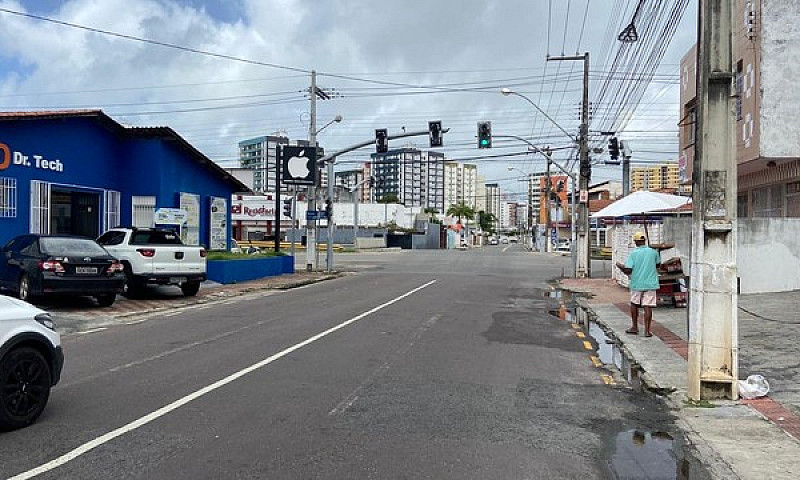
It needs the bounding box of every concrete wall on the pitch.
[663,217,800,294]
[760,0,800,158]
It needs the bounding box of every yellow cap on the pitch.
[633,232,646,241]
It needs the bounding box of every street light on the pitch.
[323,115,343,273]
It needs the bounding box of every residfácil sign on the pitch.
[231,195,291,221]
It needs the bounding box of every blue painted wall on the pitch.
[0,115,238,248]
[207,256,295,284]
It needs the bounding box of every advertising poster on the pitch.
[179,192,200,246]
[209,197,227,250]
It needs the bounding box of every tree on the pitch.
[446,202,475,224]
[423,207,441,224]
[476,210,497,234]
[378,193,399,204]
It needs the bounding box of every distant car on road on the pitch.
[0,294,63,430]
[489,237,499,246]
[501,237,509,244]
[0,235,124,306]
[556,240,572,252]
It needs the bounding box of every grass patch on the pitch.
[683,398,716,408]
[207,251,286,261]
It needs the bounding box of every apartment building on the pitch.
[630,164,681,192]
[443,162,479,212]
[369,148,445,212]
[680,0,800,217]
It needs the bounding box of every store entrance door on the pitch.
[51,189,100,238]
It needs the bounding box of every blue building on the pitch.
[0,110,248,249]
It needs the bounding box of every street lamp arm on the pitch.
[500,89,576,142]
[493,134,576,180]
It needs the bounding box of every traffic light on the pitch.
[282,198,292,218]
[325,198,333,220]
[428,120,443,147]
[477,121,492,149]
[375,128,388,154]
[608,137,620,161]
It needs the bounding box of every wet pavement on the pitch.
[559,277,800,479]
[545,288,712,479]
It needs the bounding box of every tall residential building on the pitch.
[475,175,487,213]
[238,135,288,193]
[680,1,800,217]
[485,183,501,228]
[334,168,365,202]
[369,148,445,212]
[525,171,547,225]
[443,162,478,211]
[238,136,326,193]
[630,164,681,192]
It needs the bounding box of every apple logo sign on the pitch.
[287,149,310,179]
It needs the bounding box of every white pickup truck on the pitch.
[97,228,207,297]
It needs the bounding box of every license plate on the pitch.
[75,267,98,275]
[169,277,187,284]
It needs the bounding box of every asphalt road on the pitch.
[1,246,690,479]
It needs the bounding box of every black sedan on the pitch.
[0,235,125,307]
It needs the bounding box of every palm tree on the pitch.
[446,202,475,224]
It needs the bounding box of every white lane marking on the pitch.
[77,328,107,335]
[329,314,440,416]
[502,246,512,253]
[10,279,438,480]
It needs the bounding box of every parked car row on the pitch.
[0,228,207,307]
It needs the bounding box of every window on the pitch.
[787,182,800,218]
[752,184,784,217]
[0,177,16,218]
[97,230,126,246]
[737,193,749,218]
[736,60,743,121]
[132,196,156,228]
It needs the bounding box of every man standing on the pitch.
[616,231,661,337]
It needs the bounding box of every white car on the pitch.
[0,295,63,431]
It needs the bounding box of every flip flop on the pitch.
[644,333,653,337]
[625,328,639,335]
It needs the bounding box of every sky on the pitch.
[0,0,698,202]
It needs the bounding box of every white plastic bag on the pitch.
[738,374,770,399]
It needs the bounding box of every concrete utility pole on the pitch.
[544,153,552,252]
[689,0,738,401]
[548,53,590,277]
[305,70,318,272]
[621,140,632,196]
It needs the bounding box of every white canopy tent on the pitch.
[591,190,691,218]
[591,191,691,287]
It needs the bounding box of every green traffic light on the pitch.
[480,139,489,146]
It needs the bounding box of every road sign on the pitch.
[281,145,317,185]
[306,210,328,221]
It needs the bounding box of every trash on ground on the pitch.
[738,374,770,399]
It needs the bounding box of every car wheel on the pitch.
[0,347,52,431]
[122,267,141,299]
[18,275,36,303]
[180,282,200,297]
[95,294,116,307]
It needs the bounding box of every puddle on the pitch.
[546,287,711,478]
[608,429,711,479]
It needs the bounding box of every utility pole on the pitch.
[305,70,318,272]
[689,0,738,401]
[544,153,552,252]
[548,52,590,277]
[621,140,632,196]
[326,156,335,272]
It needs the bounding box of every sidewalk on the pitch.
[559,277,800,480]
